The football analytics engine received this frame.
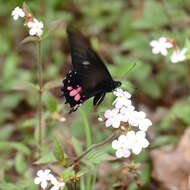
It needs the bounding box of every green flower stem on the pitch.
[184,61,190,91]
[37,40,43,146]
[79,109,92,148]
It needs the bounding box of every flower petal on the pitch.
[161,48,168,56]
[152,47,160,54]
[105,119,112,127]
[104,110,111,118]
[37,29,43,36]
[123,149,131,158]
[41,181,48,189]
[115,149,123,158]
[112,140,119,149]
[150,40,158,47]
[29,28,36,36]
[132,146,142,155]
[34,177,41,184]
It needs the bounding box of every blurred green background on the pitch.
[1,0,190,189]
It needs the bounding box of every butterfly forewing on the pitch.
[67,29,113,86]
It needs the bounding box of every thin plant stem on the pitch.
[79,109,92,148]
[86,174,91,190]
[69,132,117,167]
[183,61,190,92]
[37,40,43,146]
[73,178,77,190]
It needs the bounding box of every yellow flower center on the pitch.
[111,115,115,119]
[134,139,139,144]
[120,146,124,150]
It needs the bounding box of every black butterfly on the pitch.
[61,28,121,113]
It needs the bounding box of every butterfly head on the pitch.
[113,81,121,89]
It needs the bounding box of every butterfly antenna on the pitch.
[121,62,137,80]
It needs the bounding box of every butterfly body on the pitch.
[61,29,121,113]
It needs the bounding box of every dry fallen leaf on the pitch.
[151,127,190,190]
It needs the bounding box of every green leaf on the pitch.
[53,137,65,161]
[61,166,75,180]
[20,36,39,44]
[21,118,37,127]
[141,80,162,99]
[23,2,33,17]
[43,19,65,39]
[2,53,19,79]
[43,91,57,113]
[124,61,151,82]
[72,137,83,156]
[12,82,39,91]
[151,135,179,148]
[0,124,14,140]
[0,142,30,155]
[1,183,20,190]
[0,141,9,150]
[161,101,190,128]
[132,1,168,29]
[34,152,57,164]
[10,142,31,155]
[15,153,26,174]
[82,148,110,168]
[139,164,151,186]
[43,79,62,91]
[134,149,149,163]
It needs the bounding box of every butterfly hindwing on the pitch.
[61,71,86,113]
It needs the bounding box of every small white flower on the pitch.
[150,37,172,56]
[50,176,65,190]
[113,89,132,109]
[98,117,103,122]
[127,111,140,127]
[112,135,131,158]
[126,131,149,155]
[139,118,152,131]
[104,108,121,128]
[60,117,66,122]
[114,88,131,99]
[120,105,135,123]
[133,111,146,127]
[11,7,25,20]
[27,18,44,36]
[170,48,187,63]
[34,169,52,189]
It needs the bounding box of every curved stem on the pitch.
[69,132,117,167]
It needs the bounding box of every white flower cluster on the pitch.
[99,88,151,158]
[11,6,44,37]
[150,37,187,63]
[34,169,65,190]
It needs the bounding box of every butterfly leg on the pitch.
[93,92,105,106]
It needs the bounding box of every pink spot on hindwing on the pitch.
[67,84,83,103]
[74,94,81,101]
[74,104,79,110]
[67,86,73,90]
[70,89,78,96]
